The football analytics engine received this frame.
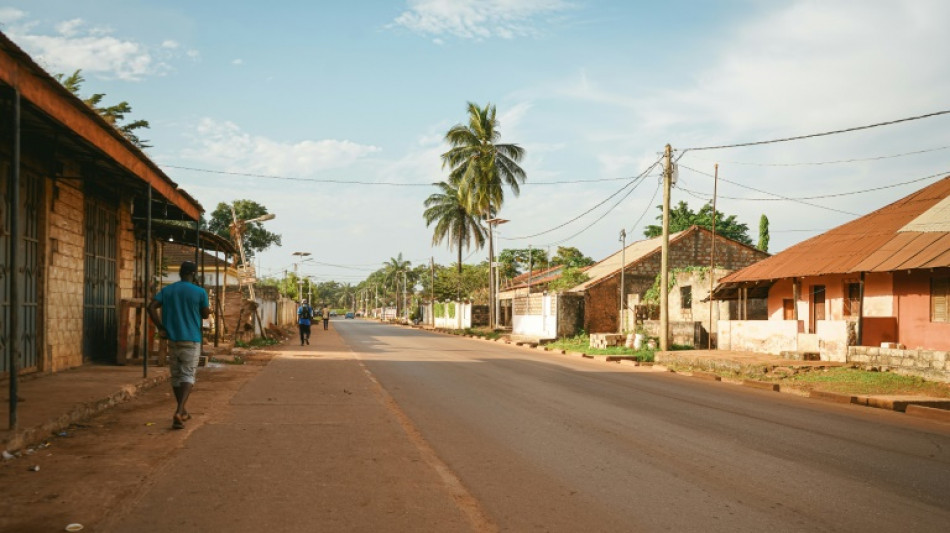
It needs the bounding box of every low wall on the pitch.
[718,320,799,354]
[816,320,849,362]
[642,320,702,347]
[849,346,950,383]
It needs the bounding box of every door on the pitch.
[810,285,825,333]
[83,197,118,363]
[1,163,40,373]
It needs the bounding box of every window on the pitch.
[680,286,692,310]
[933,277,950,323]
[843,282,861,317]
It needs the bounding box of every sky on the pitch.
[2,0,950,285]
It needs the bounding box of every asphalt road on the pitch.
[338,320,950,532]
[103,320,950,532]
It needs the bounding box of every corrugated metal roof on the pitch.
[568,230,689,292]
[720,175,950,284]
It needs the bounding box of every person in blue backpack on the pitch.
[147,261,210,430]
[298,298,314,345]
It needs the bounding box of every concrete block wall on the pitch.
[46,178,85,371]
[849,346,950,383]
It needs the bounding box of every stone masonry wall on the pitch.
[584,230,768,334]
[47,176,85,371]
[117,201,136,363]
[849,346,949,383]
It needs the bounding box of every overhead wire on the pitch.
[678,164,860,216]
[687,144,950,167]
[501,156,663,241]
[681,108,950,152]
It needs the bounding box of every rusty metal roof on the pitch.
[719,175,950,284]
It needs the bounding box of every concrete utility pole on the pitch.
[708,163,719,349]
[660,144,673,351]
[619,229,626,334]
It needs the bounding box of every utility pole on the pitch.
[619,229,626,334]
[708,163,719,349]
[430,257,435,326]
[660,144,673,351]
[527,245,533,295]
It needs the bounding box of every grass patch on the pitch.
[769,368,950,397]
[235,337,280,348]
[547,334,655,361]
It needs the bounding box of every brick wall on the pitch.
[583,229,768,334]
[46,176,85,371]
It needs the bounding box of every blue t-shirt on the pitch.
[298,305,313,325]
[155,281,209,342]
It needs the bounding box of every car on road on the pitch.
[345,312,355,319]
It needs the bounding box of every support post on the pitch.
[619,230,626,334]
[708,163,719,349]
[8,87,20,429]
[144,185,151,378]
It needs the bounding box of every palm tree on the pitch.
[441,102,526,217]
[423,180,487,275]
[382,253,411,315]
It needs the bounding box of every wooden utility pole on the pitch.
[619,229,626,334]
[660,144,673,351]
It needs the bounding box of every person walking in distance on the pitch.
[298,298,313,345]
[147,261,211,430]
[321,303,330,330]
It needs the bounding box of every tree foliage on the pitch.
[643,201,752,246]
[423,180,486,274]
[54,69,151,149]
[547,267,590,292]
[550,246,594,268]
[440,101,526,217]
[757,214,770,252]
[207,200,281,258]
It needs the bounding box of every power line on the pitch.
[501,157,663,241]
[686,144,950,167]
[627,179,662,236]
[678,164,860,216]
[679,170,947,202]
[682,109,950,152]
[161,163,648,186]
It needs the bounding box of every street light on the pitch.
[486,217,509,329]
[292,252,311,302]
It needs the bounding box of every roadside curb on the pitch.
[905,404,950,423]
[2,373,169,453]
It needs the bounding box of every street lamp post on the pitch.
[292,252,311,302]
[486,217,509,329]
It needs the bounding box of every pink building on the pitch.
[714,176,950,377]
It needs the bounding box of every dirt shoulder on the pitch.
[0,353,274,533]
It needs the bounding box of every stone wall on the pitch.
[849,346,949,383]
[46,176,85,371]
[556,292,585,338]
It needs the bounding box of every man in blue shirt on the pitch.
[148,261,211,430]
[298,298,313,345]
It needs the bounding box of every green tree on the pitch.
[441,102,526,218]
[54,69,151,149]
[546,267,590,292]
[757,214,770,252]
[550,246,594,268]
[208,200,281,258]
[643,201,752,246]
[498,248,548,279]
[423,180,486,275]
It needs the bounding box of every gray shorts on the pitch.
[169,341,201,387]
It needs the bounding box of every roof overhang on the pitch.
[0,31,202,220]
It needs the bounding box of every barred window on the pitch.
[680,286,692,310]
[843,282,861,317]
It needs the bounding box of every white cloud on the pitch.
[392,0,573,40]
[0,7,25,25]
[231,58,243,65]
[181,118,382,177]
[3,13,194,81]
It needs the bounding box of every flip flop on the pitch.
[172,414,186,430]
